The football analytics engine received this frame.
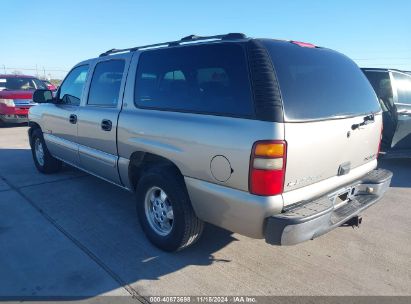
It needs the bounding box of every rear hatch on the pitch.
[261,40,382,204]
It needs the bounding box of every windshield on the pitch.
[261,40,381,121]
[0,77,47,91]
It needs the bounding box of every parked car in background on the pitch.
[42,79,58,91]
[29,34,392,251]
[0,74,47,125]
[362,68,411,157]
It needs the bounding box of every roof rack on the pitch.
[361,67,411,74]
[99,33,247,57]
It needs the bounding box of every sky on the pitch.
[1,0,410,79]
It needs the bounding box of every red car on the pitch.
[0,74,47,125]
[42,79,58,91]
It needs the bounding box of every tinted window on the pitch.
[362,70,393,101]
[362,70,394,112]
[262,40,380,121]
[33,79,47,89]
[59,65,89,106]
[392,72,411,105]
[134,43,254,117]
[0,77,46,91]
[88,60,125,106]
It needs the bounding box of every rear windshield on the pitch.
[261,40,380,121]
[0,77,47,91]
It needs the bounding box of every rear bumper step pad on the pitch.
[265,169,393,245]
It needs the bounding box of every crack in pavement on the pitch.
[16,175,88,190]
[1,176,149,304]
[0,175,87,193]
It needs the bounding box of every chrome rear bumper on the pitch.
[265,169,393,245]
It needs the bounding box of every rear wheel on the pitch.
[136,165,204,252]
[30,128,62,174]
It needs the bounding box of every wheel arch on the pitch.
[128,151,184,191]
[28,121,42,146]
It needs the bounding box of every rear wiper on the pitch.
[351,114,375,130]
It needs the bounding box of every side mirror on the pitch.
[33,89,54,104]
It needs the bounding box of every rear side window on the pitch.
[88,60,125,106]
[134,43,254,117]
[392,71,411,105]
[262,40,380,121]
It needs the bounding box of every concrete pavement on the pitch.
[0,125,410,299]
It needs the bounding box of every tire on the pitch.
[30,128,62,174]
[136,165,204,252]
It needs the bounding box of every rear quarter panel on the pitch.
[117,109,284,192]
[117,51,284,192]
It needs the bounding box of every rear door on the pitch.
[390,71,411,150]
[261,41,381,202]
[76,54,130,184]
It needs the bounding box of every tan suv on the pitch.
[28,34,392,251]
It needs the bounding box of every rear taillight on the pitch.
[249,140,287,196]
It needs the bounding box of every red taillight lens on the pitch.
[250,169,285,196]
[249,140,287,196]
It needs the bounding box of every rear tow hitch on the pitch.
[344,215,362,228]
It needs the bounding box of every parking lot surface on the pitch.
[0,125,410,299]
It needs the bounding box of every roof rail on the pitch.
[99,33,247,57]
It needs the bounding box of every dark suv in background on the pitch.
[362,68,411,158]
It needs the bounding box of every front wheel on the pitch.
[136,166,204,252]
[30,128,62,174]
